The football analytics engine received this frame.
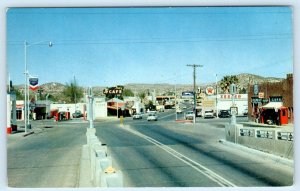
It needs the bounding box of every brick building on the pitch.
[248,74,293,124]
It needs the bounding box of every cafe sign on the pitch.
[269,96,283,102]
[103,86,123,95]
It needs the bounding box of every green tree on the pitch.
[62,78,84,103]
[7,85,24,100]
[138,92,146,102]
[219,75,239,93]
[123,89,134,97]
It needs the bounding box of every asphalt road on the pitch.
[7,120,87,188]
[7,109,293,188]
[95,109,293,187]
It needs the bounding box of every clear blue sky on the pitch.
[7,6,293,87]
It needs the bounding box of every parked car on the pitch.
[243,108,248,116]
[133,113,143,120]
[72,110,83,118]
[218,110,230,118]
[204,110,214,118]
[147,113,158,121]
[185,111,194,120]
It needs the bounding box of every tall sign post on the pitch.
[24,40,53,133]
[230,83,237,125]
[88,87,94,128]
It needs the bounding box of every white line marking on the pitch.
[123,125,236,187]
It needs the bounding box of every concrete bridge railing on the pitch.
[225,124,293,159]
[86,128,123,187]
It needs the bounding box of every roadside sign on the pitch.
[205,86,215,95]
[251,97,262,104]
[254,84,259,96]
[258,92,264,99]
[230,107,238,115]
[199,93,205,98]
[202,100,215,107]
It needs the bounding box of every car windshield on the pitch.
[149,113,156,116]
[186,112,193,115]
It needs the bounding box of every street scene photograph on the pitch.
[6,6,293,188]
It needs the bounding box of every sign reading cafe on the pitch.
[103,86,123,95]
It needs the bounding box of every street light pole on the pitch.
[215,74,218,119]
[24,40,53,133]
[187,64,203,123]
[24,41,28,133]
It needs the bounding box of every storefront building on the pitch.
[248,74,293,125]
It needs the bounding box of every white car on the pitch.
[185,111,194,120]
[147,113,158,121]
[133,113,143,120]
[204,110,214,118]
[176,108,183,113]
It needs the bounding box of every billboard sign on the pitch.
[182,91,194,97]
[29,77,39,91]
[205,86,215,95]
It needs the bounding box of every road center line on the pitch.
[158,113,176,119]
[123,125,237,187]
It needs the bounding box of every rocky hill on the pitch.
[235,73,283,89]
[14,73,284,97]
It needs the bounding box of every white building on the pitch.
[216,94,248,116]
[200,94,248,116]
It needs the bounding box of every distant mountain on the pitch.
[39,82,66,96]
[13,73,285,97]
[235,73,283,90]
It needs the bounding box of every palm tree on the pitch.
[62,78,83,103]
[219,75,239,93]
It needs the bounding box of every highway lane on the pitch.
[95,110,293,187]
[95,121,229,187]
[7,121,87,187]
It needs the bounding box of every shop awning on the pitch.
[262,102,283,109]
[107,98,124,103]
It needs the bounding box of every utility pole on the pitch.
[187,64,203,124]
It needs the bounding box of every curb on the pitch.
[219,139,293,168]
[23,131,34,137]
[78,145,93,187]
[175,120,193,123]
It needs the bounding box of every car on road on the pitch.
[176,108,183,113]
[133,113,143,120]
[204,110,214,119]
[158,108,165,112]
[147,113,158,121]
[72,110,83,118]
[185,111,194,120]
[218,110,230,118]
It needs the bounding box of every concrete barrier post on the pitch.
[90,141,102,181]
[225,124,243,143]
[94,156,112,186]
[100,169,123,187]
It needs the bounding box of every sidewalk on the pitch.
[77,145,93,187]
[240,121,294,131]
